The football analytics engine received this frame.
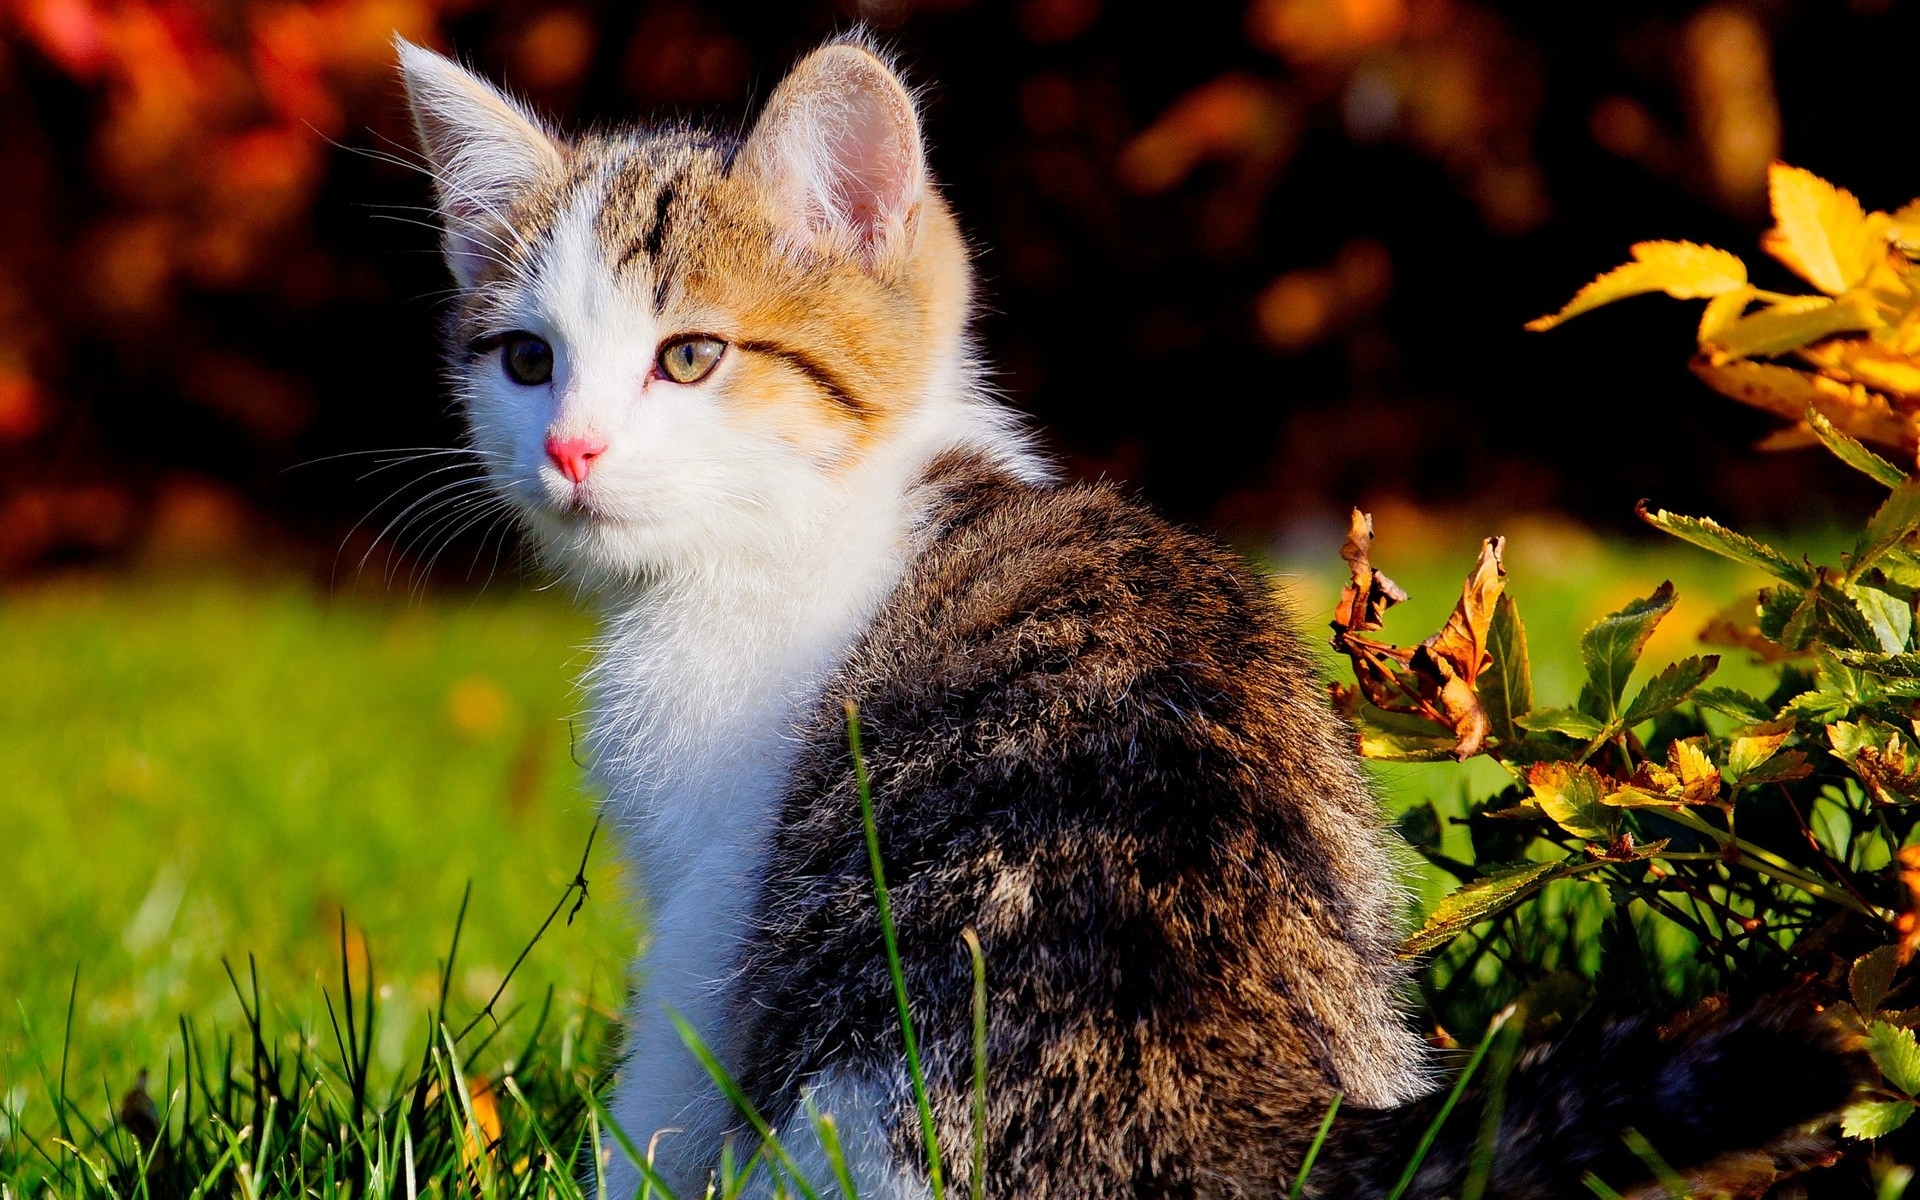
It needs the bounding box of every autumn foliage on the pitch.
[1337,165,1920,1168]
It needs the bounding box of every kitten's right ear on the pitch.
[396,38,562,288]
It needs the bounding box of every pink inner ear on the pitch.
[827,95,915,243]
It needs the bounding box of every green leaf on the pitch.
[1831,719,1906,761]
[1693,687,1776,723]
[1866,1013,1920,1090]
[1622,655,1721,726]
[1758,585,1811,646]
[1822,580,1896,651]
[1856,586,1914,654]
[1808,407,1908,487]
[1834,649,1920,678]
[1400,860,1566,958]
[1578,583,1678,722]
[1531,762,1620,842]
[1481,593,1532,745]
[1515,707,1607,740]
[1870,1021,1920,1096]
[1843,1099,1916,1140]
[1637,505,1815,587]
[1853,480,1920,583]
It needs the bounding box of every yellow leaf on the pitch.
[1890,200,1920,255]
[1764,162,1882,295]
[1671,737,1724,805]
[1690,357,1916,452]
[1698,285,1756,346]
[1709,292,1880,361]
[1529,761,1618,842]
[1527,241,1748,332]
[1799,338,1920,402]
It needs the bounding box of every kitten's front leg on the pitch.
[604,873,758,1196]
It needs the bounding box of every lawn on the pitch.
[0,516,1833,1191]
[0,574,634,1142]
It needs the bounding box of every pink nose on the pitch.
[545,436,606,484]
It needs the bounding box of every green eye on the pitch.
[659,336,725,384]
[501,334,553,386]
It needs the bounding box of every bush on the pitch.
[1336,162,1920,1190]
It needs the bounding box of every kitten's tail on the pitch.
[1313,995,1864,1200]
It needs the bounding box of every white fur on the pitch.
[764,1069,934,1200]
[396,39,561,289]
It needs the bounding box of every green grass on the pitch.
[0,573,634,1155]
[0,519,1852,1194]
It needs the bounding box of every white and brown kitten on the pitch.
[397,37,1856,1200]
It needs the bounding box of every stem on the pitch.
[1663,809,1889,919]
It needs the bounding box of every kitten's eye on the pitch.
[658,336,725,384]
[501,334,553,386]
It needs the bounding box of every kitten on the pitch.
[397,37,1857,1200]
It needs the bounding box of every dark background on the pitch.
[0,0,1913,578]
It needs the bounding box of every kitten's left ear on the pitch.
[396,38,564,288]
[739,42,927,270]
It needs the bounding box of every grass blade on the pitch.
[1286,1092,1342,1200]
[962,929,988,1200]
[666,1011,821,1200]
[1384,1008,1512,1200]
[845,703,946,1199]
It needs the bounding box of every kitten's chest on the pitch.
[585,587,870,903]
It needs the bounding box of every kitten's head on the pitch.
[399,38,991,585]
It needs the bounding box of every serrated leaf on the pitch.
[1577,583,1678,722]
[1399,860,1565,958]
[1526,241,1748,332]
[1842,1099,1915,1140]
[1726,720,1794,782]
[1835,650,1920,679]
[1855,586,1913,653]
[1852,480,1920,583]
[1831,719,1904,760]
[1530,761,1620,842]
[1739,749,1810,785]
[1636,504,1814,587]
[1765,163,1883,295]
[1669,737,1723,801]
[1693,686,1777,723]
[1853,946,1900,1018]
[1515,707,1607,740]
[1481,592,1532,745]
[1783,685,1855,724]
[1806,407,1909,487]
[1869,1020,1920,1095]
[1622,655,1720,726]
[1711,292,1880,360]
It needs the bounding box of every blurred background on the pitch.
[2,0,1916,1111]
[0,0,1915,577]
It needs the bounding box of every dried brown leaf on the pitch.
[1333,508,1408,636]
